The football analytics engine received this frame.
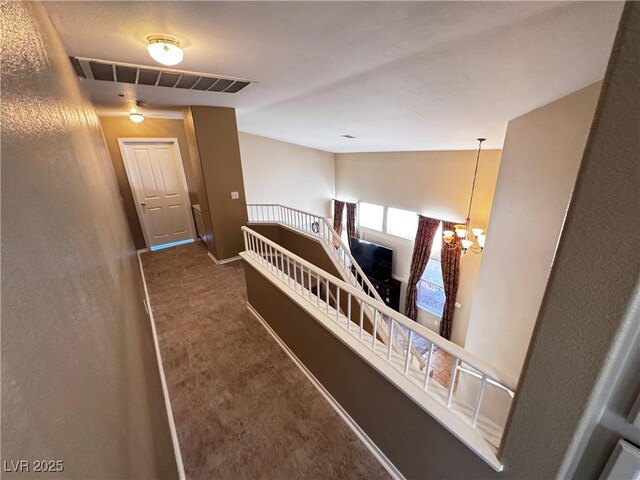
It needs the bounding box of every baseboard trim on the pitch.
[137,252,186,480]
[246,302,405,480]
[207,252,242,265]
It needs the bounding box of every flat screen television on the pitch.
[349,237,393,281]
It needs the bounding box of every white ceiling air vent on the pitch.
[69,56,253,94]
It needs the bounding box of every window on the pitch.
[386,207,418,240]
[417,258,446,317]
[359,202,384,231]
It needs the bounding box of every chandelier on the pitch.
[443,138,487,254]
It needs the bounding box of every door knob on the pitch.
[141,202,146,207]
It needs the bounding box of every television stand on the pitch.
[366,275,402,312]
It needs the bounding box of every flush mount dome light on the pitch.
[147,35,183,66]
[129,112,144,123]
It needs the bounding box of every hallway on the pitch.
[140,242,390,479]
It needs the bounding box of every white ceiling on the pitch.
[44,1,623,153]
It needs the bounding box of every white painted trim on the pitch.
[218,255,242,264]
[119,138,197,249]
[246,303,405,480]
[207,251,242,265]
[207,251,219,264]
[137,248,149,254]
[136,251,186,480]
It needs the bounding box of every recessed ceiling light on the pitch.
[129,112,144,123]
[147,35,184,66]
[341,134,357,139]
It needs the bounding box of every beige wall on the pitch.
[188,106,248,260]
[335,149,502,346]
[464,82,602,387]
[239,132,336,217]
[501,5,638,477]
[100,116,199,249]
[1,2,177,478]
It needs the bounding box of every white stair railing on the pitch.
[246,203,424,368]
[241,226,515,469]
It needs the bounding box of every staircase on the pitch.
[246,204,425,369]
[241,225,517,470]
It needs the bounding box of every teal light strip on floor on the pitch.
[150,239,195,252]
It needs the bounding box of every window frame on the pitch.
[385,206,419,241]
[358,201,385,232]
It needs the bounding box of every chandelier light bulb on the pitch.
[461,239,473,251]
[443,230,455,244]
[471,227,484,237]
[147,36,184,66]
[477,234,487,248]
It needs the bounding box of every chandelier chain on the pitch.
[467,138,485,221]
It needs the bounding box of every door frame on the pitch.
[118,138,197,249]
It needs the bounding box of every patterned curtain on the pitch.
[333,200,345,237]
[440,221,462,340]
[345,202,357,240]
[404,216,441,321]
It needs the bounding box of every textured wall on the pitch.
[100,116,199,250]
[239,132,336,218]
[1,2,178,478]
[464,82,602,387]
[500,4,639,478]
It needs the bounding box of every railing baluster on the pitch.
[404,330,413,374]
[292,260,297,289]
[316,274,321,307]
[387,320,394,361]
[347,294,352,332]
[336,288,340,322]
[424,342,434,390]
[307,268,312,300]
[325,279,330,313]
[272,245,277,272]
[447,358,460,407]
[359,303,364,339]
[372,311,378,349]
[286,254,291,284]
[472,374,488,427]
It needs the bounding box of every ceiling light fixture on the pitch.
[129,112,144,123]
[147,35,183,66]
[443,138,487,254]
[129,101,144,123]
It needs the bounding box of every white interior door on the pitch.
[119,139,196,250]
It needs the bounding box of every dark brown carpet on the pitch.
[140,241,390,480]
